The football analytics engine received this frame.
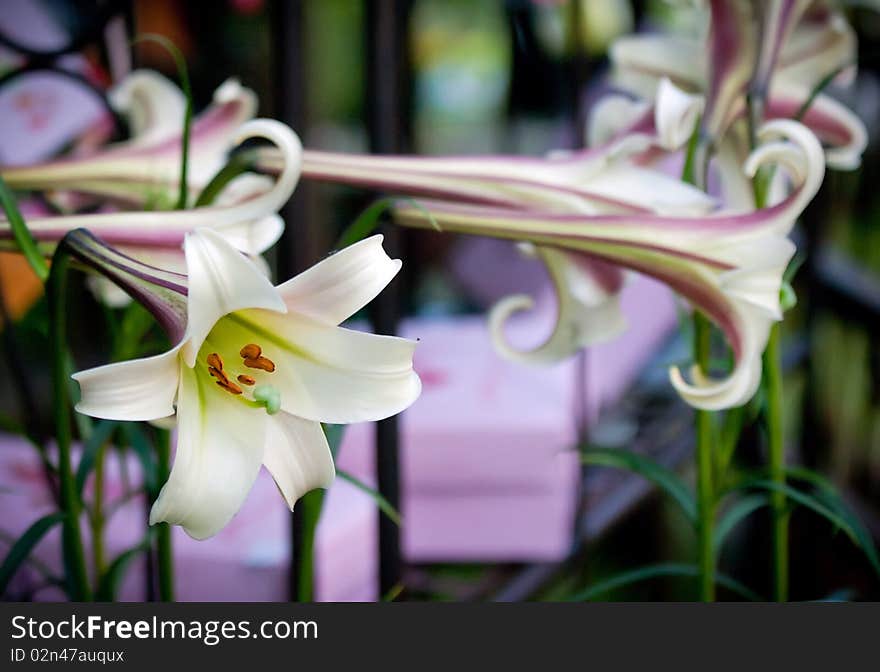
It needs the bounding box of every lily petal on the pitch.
[263,414,336,510]
[149,366,267,539]
[275,234,401,326]
[655,77,704,150]
[182,228,286,366]
[766,83,867,170]
[108,69,186,146]
[489,246,627,364]
[72,343,183,421]
[224,309,421,423]
[587,94,651,147]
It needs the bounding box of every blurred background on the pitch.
[1,0,879,601]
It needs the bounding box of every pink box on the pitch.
[0,437,376,602]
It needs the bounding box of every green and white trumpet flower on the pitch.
[392,119,825,411]
[610,0,865,169]
[1,119,300,274]
[70,228,420,539]
[260,79,713,366]
[1,70,259,206]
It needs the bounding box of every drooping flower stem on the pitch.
[764,323,788,601]
[155,428,175,602]
[693,311,716,602]
[48,241,92,600]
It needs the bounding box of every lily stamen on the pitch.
[208,365,228,384]
[216,379,243,395]
[237,374,256,386]
[239,343,262,359]
[243,355,275,372]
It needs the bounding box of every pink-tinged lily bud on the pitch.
[71,228,420,539]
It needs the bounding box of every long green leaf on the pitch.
[0,513,65,595]
[0,175,49,281]
[133,34,192,210]
[568,563,761,602]
[96,540,150,602]
[714,493,769,555]
[785,467,880,578]
[581,448,697,524]
[732,477,880,577]
[322,423,346,461]
[124,424,158,497]
[195,151,258,207]
[336,197,439,249]
[794,63,853,121]
[337,469,402,526]
[75,420,118,498]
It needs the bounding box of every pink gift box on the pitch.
[0,437,377,602]
[337,274,677,562]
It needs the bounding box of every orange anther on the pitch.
[216,379,243,395]
[208,365,229,384]
[207,353,224,371]
[243,356,275,373]
[237,374,256,386]
[239,343,262,359]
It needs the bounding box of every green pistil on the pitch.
[253,384,281,415]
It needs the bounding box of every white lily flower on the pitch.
[610,0,865,169]
[1,70,258,205]
[70,229,420,539]
[391,119,825,411]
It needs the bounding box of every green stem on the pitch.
[134,34,192,209]
[90,442,107,582]
[693,311,715,602]
[764,324,788,601]
[48,244,92,600]
[296,489,325,602]
[0,175,49,282]
[155,428,175,601]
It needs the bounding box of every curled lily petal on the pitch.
[263,414,336,510]
[489,246,627,365]
[276,234,402,326]
[392,120,824,410]
[766,83,867,170]
[149,366,268,540]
